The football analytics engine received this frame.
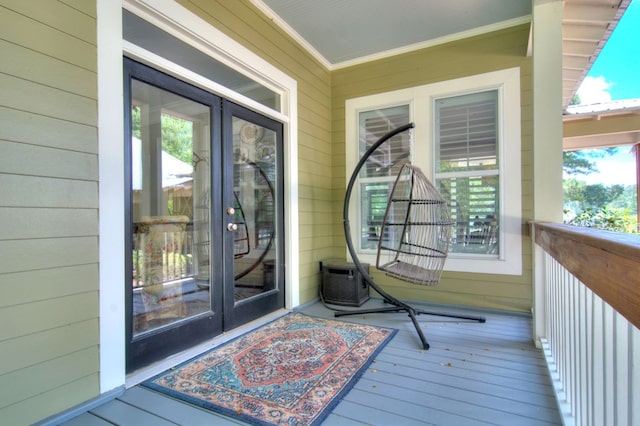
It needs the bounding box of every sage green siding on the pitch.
[178,0,333,304]
[0,1,99,423]
[331,25,534,313]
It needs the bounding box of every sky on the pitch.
[576,0,640,104]
[579,147,636,185]
[573,0,639,186]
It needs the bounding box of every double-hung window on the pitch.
[357,105,412,251]
[346,68,521,275]
[434,91,500,256]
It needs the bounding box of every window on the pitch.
[346,68,521,275]
[435,91,499,256]
[358,105,411,251]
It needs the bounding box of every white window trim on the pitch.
[98,0,299,392]
[345,89,415,257]
[345,68,521,276]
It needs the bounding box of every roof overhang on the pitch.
[562,0,632,109]
[563,101,640,150]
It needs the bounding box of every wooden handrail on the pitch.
[533,222,640,330]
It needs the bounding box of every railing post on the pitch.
[531,224,547,347]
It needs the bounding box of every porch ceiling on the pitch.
[253,0,532,68]
[252,0,629,110]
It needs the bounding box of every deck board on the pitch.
[63,413,112,426]
[329,398,433,426]
[61,300,562,425]
[88,399,176,426]
[118,387,245,425]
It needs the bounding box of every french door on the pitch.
[124,59,284,371]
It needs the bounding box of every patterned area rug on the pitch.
[143,312,396,425]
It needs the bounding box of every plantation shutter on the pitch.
[435,91,498,172]
[434,91,500,255]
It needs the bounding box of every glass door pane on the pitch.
[231,117,278,301]
[221,102,284,330]
[130,79,211,336]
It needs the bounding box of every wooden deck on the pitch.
[62,300,561,425]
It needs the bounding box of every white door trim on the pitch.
[98,0,299,392]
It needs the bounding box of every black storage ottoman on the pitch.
[320,259,370,306]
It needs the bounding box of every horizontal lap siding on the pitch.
[0,0,99,424]
[332,25,533,313]
[179,0,332,304]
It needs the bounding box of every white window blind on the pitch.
[436,91,498,172]
[435,91,499,256]
[358,105,411,251]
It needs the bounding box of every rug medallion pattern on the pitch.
[143,313,396,425]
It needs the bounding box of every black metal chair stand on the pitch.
[336,123,485,350]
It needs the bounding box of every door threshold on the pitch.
[126,309,290,387]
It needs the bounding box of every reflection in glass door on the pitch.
[223,104,284,330]
[130,78,212,335]
[125,58,223,371]
[231,118,276,299]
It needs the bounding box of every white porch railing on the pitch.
[534,223,640,426]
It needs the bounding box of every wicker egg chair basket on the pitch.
[377,163,452,286]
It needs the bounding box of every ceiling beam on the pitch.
[563,112,640,150]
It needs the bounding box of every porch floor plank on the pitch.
[59,299,562,425]
[117,387,245,425]
[62,413,113,426]
[87,399,176,426]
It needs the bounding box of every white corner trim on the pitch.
[97,0,126,392]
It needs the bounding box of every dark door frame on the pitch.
[124,58,284,372]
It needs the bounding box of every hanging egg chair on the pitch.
[335,123,485,350]
[376,163,451,286]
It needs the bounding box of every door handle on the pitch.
[227,223,238,232]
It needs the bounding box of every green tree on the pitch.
[583,183,624,207]
[609,185,638,213]
[567,206,636,234]
[131,107,193,164]
[563,151,598,175]
[563,147,637,234]
[569,93,581,106]
[132,106,141,139]
[161,113,193,164]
